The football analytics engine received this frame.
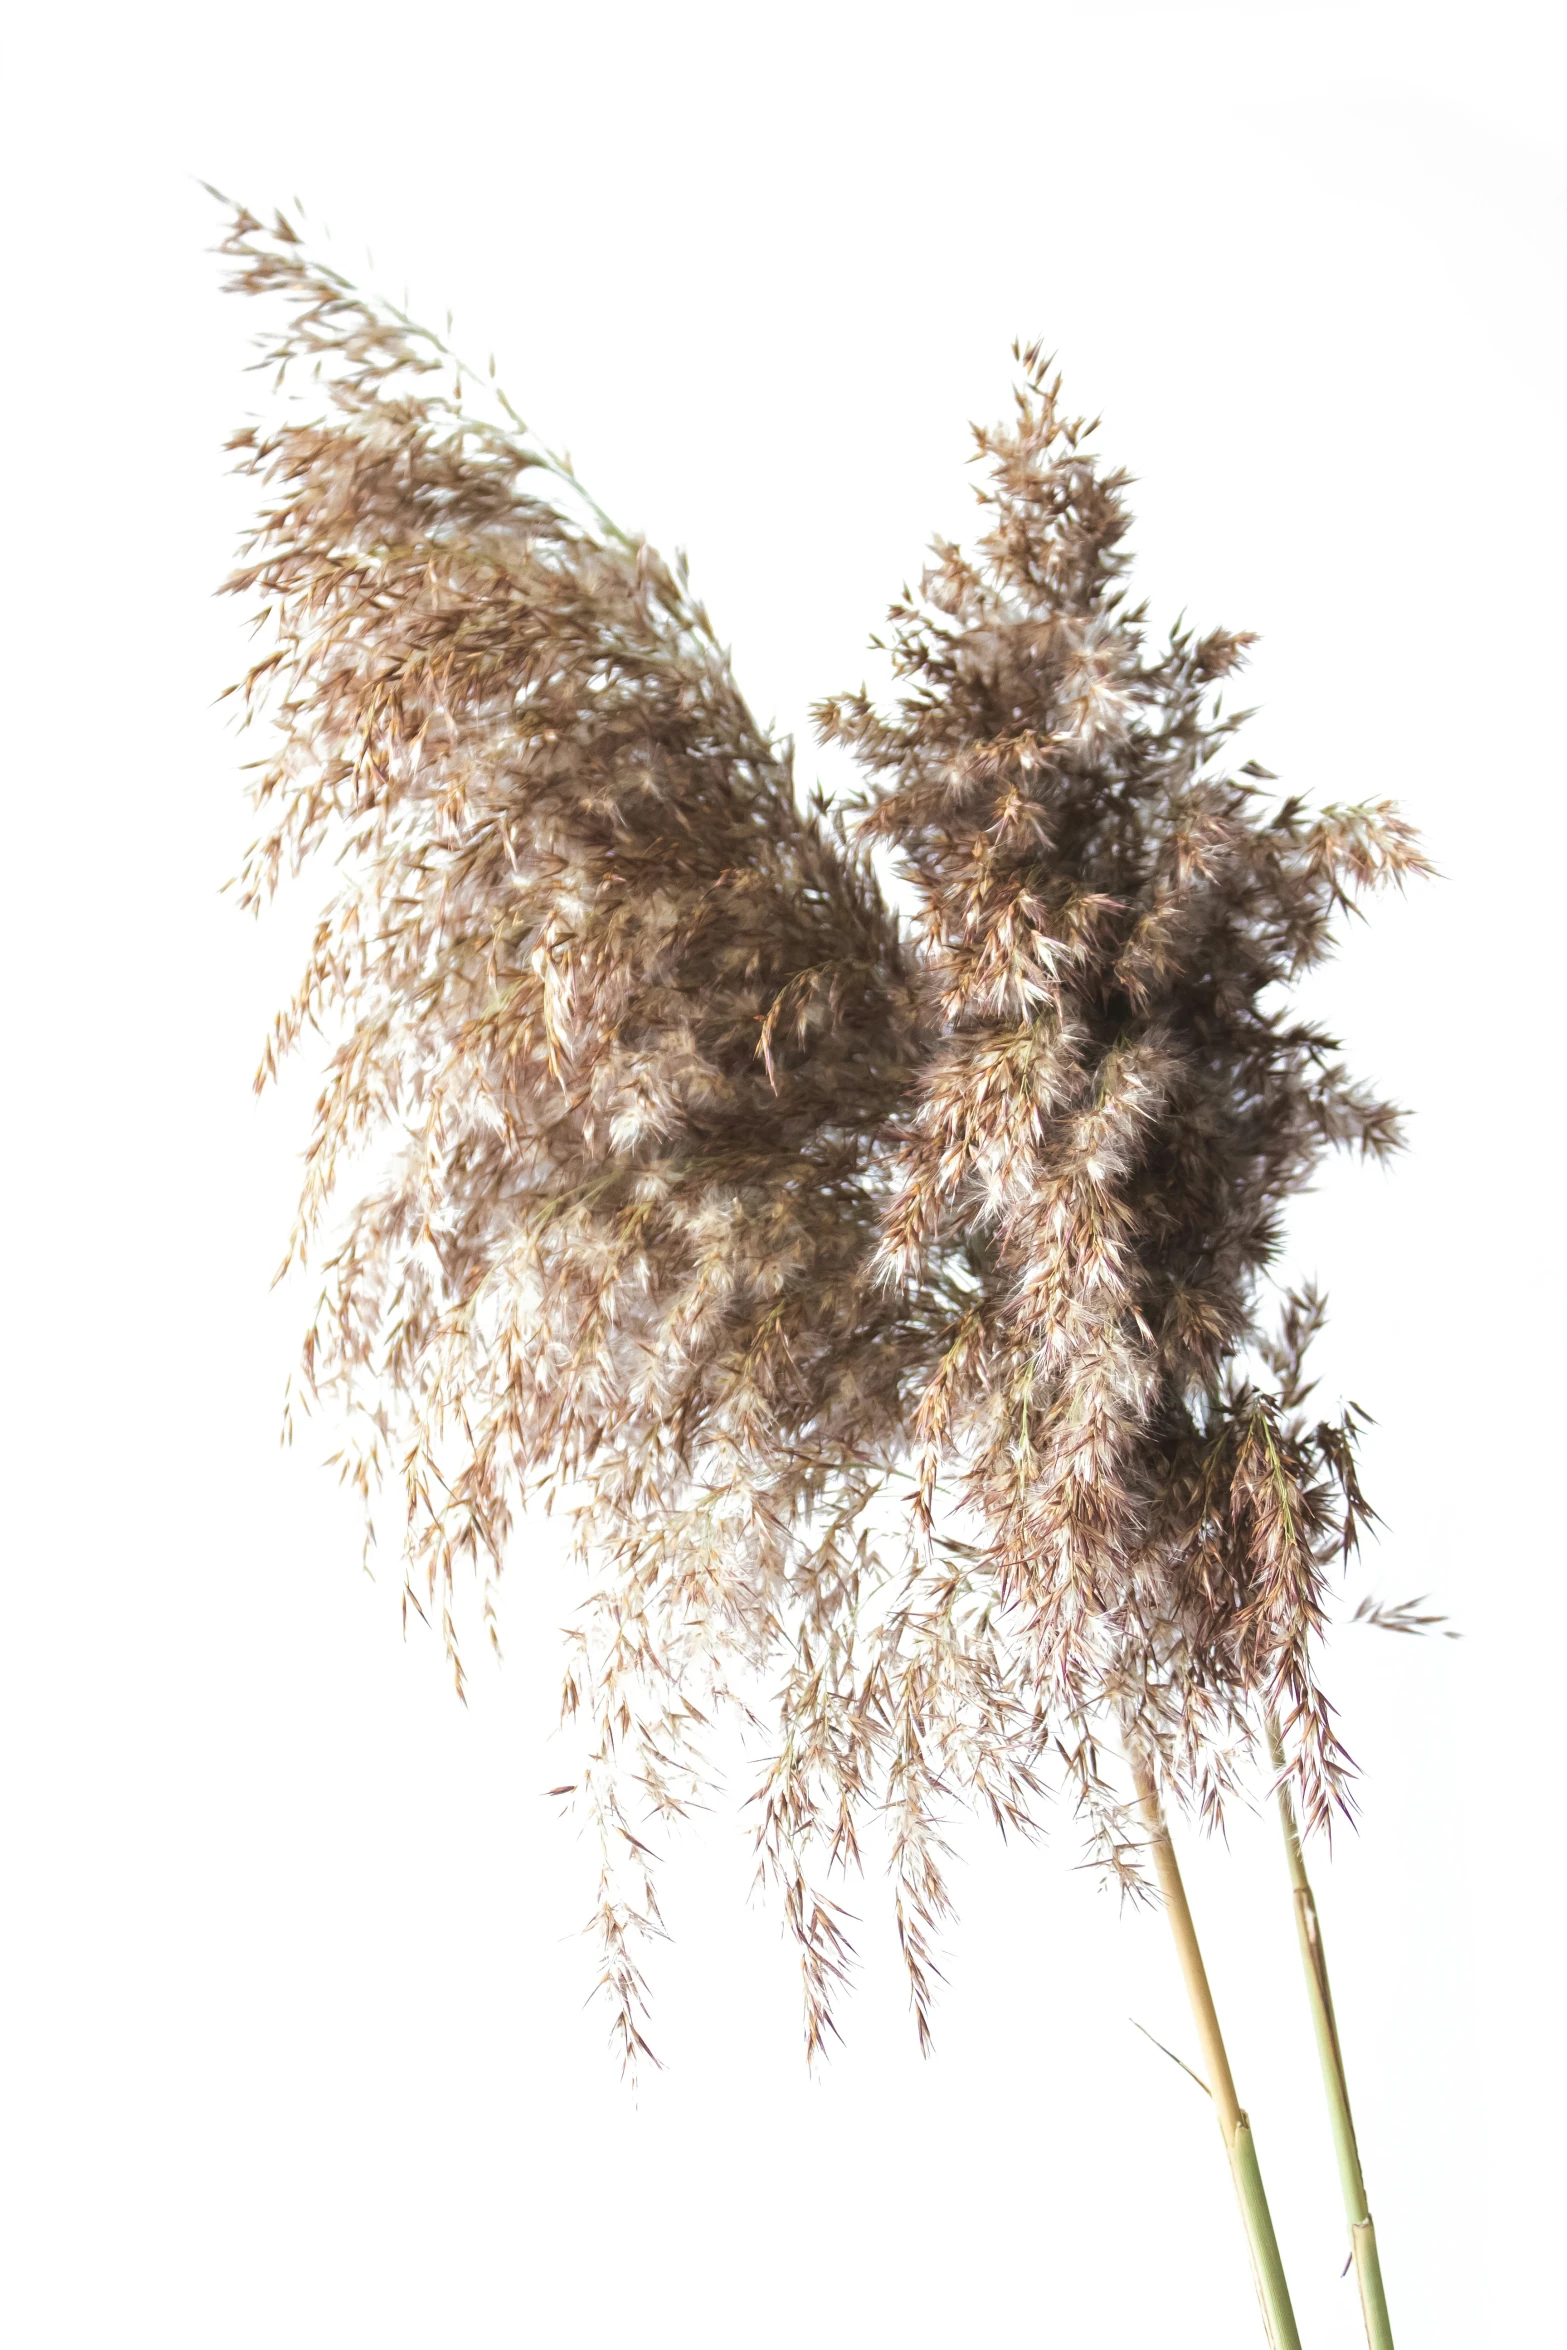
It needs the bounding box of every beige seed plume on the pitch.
[218,207,1428,2068]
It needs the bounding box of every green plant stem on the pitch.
[1131,1757,1302,2350]
[1267,1717,1395,2350]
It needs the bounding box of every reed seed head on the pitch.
[217,207,1428,2067]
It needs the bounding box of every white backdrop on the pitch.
[3,6,1560,2345]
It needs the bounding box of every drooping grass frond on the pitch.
[219,212,1426,2065]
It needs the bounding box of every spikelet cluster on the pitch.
[818,365,1427,1849]
[218,207,1427,2065]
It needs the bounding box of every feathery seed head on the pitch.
[220,218,1428,2068]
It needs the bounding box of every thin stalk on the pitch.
[1267,1717,1395,2350]
[1131,1756,1302,2350]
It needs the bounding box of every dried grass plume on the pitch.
[217,201,1429,2069]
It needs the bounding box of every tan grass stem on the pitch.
[1130,1756,1303,2350]
[1266,1715,1395,2349]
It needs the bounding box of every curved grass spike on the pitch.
[1268,1715,1395,2348]
[217,199,1428,2330]
[1132,1755,1302,2350]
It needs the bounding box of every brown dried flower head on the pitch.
[218,205,1428,2067]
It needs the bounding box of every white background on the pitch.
[3,5,1560,2344]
